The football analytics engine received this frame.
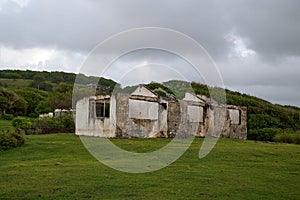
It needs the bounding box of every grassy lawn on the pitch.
[0,134,299,199]
[0,119,13,131]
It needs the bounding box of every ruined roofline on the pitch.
[130,95,158,102]
[92,91,246,112]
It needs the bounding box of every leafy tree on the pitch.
[55,83,73,94]
[49,93,72,109]
[0,87,27,116]
[35,100,53,114]
[11,95,27,116]
[32,75,45,89]
[14,88,48,116]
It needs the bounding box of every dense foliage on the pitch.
[12,115,75,134]
[0,130,25,151]
[0,69,76,84]
[146,82,175,96]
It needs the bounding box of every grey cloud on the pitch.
[0,0,299,106]
[1,0,299,60]
[220,0,300,61]
[0,0,232,58]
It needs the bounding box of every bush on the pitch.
[36,115,75,133]
[12,117,35,129]
[12,115,75,135]
[247,128,281,141]
[0,130,25,151]
[274,132,300,144]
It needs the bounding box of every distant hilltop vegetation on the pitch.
[0,69,299,141]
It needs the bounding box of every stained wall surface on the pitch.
[75,88,247,139]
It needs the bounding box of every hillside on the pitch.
[0,69,299,141]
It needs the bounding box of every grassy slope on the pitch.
[0,78,33,88]
[0,120,13,131]
[0,134,299,199]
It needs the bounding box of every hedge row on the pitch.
[12,115,75,135]
[247,128,300,144]
[274,132,300,144]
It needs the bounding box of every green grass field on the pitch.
[0,134,299,199]
[0,119,13,131]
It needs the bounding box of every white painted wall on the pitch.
[183,93,204,103]
[229,109,240,124]
[75,96,116,137]
[131,86,157,98]
[187,105,204,122]
[75,97,90,134]
[128,99,158,120]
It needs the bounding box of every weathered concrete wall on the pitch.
[128,99,158,120]
[131,86,157,97]
[220,105,247,139]
[75,96,116,137]
[114,93,167,138]
[169,100,206,138]
[75,97,90,135]
[228,109,240,125]
[183,93,205,103]
[167,101,181,137]
[187,105,204,123]
[75,89,247,139]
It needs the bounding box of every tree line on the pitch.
[0,70,299,142]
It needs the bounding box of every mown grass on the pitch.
[0,119,13,131]
[0,134,299,199]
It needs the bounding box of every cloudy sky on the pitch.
[0,0,299,106]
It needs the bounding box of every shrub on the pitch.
[0,130,25,151]
[247,128,281,141]
[274,132,300,144]
[59,115,75,131]
[12,115,75,134]
[12,117,35,129]
[36,115,75,133]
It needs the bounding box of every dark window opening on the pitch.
[161,103,167,109]
[96,102,110,118]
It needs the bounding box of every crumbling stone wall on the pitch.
[220,105,247,139]
[167,101,181,137]
[75,90,247,139]
[114,93,167,138]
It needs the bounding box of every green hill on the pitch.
[0,70,299,142]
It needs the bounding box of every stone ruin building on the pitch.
[75,85,247,139]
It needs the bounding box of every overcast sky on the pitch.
[0,0,299,106]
